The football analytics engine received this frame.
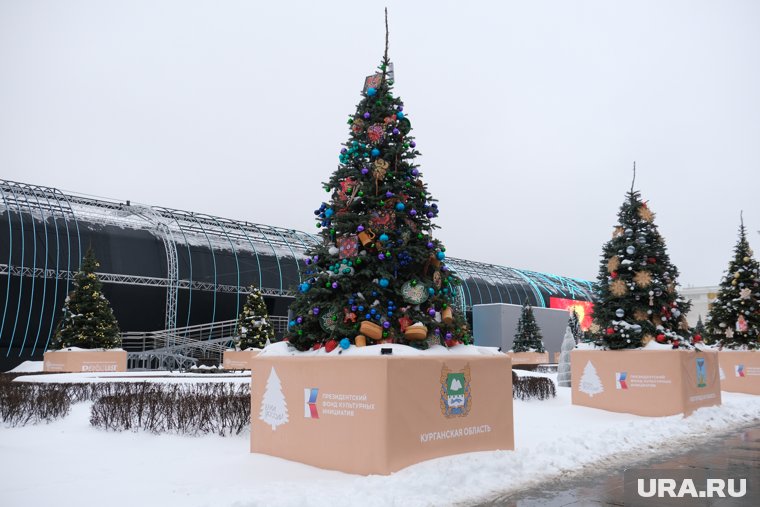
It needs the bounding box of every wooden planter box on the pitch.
[222,350,260,370]
[718,351,760,395]
[250,354,514,475]
[43,349,127,373]
[571,350,721,417]
[507,351,549,365]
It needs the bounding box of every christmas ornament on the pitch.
[355,335,367,347]
[343,307,357,323]
[737,315,748,332]
[373,158,389,194]
[656,334,666,343]
[442,307,453,324]
[612,227,624,238]
[367,124,385,144]
[398,315,412,333]
[325,340,338,353]
[360,320,383,340]
[337,235,359,259]
[725,327,735,339]
[607,256,621,274]
[638,204,654,222]
[358,229,376,247]
[401,280,429,304]
[642,334,654,346]
[633,270,653,288]
[615,308,625,318]
[351,118,365,135]
[433,270,442,290]
[739,287,752,300]
[404,322,428,341]
[634,310,649,321]
[319,308,339,332]
[610,279,628,297]
[626,246,636,255]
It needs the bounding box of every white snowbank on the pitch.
[6,361,43,373]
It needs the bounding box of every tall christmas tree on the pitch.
[511,304,545,353]
[51,248,121,349]
[591,171,692,349]
[237,286,275,350]
[706,216,760,350]
[286,14,471,351]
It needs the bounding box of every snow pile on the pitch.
[6,361,43,373]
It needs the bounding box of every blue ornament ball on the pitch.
[339,338,351,350]
[428,288,435,295]
[324,208,334,218]
[437,251,446,261]
[371,148,380,157]
[397,111,405,119]
[299,282,310,293]
[379,233,389,242]
[379,278,390,288]
[367,87,377,96]
[395,202,406,211]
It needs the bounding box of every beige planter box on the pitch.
[43,349,127,373]
[719,351,760,395]
[571,350,721,417]
[223,350,260,370]
[507,351,549,365]
[250,355,514,475]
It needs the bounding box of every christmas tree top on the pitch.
[706,214,760,350]
[286,12,471,351]
[591,168,692,349]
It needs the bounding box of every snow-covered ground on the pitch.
[1,369,759,507]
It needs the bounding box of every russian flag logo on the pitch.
[616,372,628,390]
[304,388,319,418]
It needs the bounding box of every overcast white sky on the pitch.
[1,0,758,287]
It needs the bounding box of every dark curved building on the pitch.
[0,179,593,370]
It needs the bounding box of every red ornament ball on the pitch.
[325,340,338,353]
[693,334,702,342]
[656,334,666,343]
[606,327,615,335]
[611,272,619,279]
[647,257,657,264]
[312,342,322,350]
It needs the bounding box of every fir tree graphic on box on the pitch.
[579,360,604,397]
[259,367,289,430]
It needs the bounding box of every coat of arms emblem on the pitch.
[440,364,471,418]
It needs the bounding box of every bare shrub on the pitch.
[512,372,557,401]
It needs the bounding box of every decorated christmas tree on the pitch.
[706,216,760,350]
[237,286,275,350]
[286,16,471,351]
[694,315,709,344]
[569,308,584,344]
[51,248,121,349]
[511,304,545,353]
[591,171,692,349]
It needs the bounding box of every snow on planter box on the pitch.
[222,349,260,370]
[718,351,760,395]
[250,343,514,475]
[506,351,549,365]
[571,349,721,417]
[43,348,127,373]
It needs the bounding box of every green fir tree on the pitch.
[286,21,470,351]
[694,315,709,344]
[706,217,760,350]
[237,286,275,350]
[591,177,692,349]
[512,304,545,353]
[51,248,120,349]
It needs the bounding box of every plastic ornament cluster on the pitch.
[285,56,471,351]
[591,188,693,349]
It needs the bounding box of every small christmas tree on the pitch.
[694,315,709,344]
[286,15,471,351]
[706,216,760,350]
[591,170,692,349]
[569,308,584,344]
[259,367,289,431]
[578,360,604,397]
[51,248,120,349]
[511,304,545,353]
[557,325,575,387]
[237,286,275,350]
